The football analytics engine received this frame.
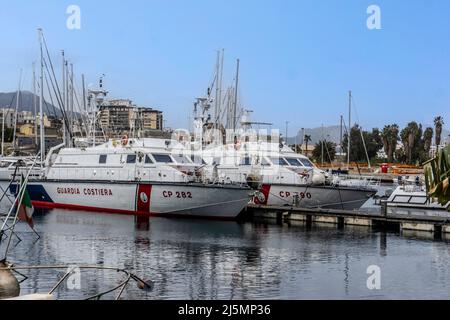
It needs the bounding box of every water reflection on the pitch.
[3,208,450,299]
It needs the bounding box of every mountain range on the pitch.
[0,91,62,116]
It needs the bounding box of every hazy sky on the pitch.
[1,0,449,133]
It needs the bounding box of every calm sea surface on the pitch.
[3,208,450,300]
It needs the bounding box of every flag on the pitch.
[17,175,34,229]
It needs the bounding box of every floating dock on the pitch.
[245,204,450,236]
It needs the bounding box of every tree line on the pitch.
[307,116,445,165]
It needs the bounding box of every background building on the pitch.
[99,99,163,136]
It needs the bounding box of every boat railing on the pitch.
[330,174,382,188]
[0,264,153,300]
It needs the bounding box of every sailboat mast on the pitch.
[38,28,45,165]
[62,51,67,146]
[70,63,74,146]
[33,62,38,146]
[65,60,70,137]
[218,49,224,126]
[233,59,240,132]
[214,51,220,127]
[12,69,22,150]
[347,90,351,169]
[82,74,86,112]
[340,115,343,161]
[1,111,4,156]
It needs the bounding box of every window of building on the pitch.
[127,154,137,164]
[152,154,174,163]
[99,155,107,164]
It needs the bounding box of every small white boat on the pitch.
[384,184,450,217]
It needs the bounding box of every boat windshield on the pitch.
[261,157,271,166]
[172,154,191,164]
[298,158,314,167]
[152,154,174,163]
[0,161,12,168]
[270,157,288,166]
[190,155,206,165]
[285,158,302,166]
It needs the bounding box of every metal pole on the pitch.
[1,110,4,156]
[214,51,220,127]
[233,59,240,132]
[340,115,343,161]
[347,91,351,170]
[321,123,324,165]
[33,63,38,146]
[285,121,289,145]
[82,74,86,112]
[61,51,66,145]
[70,63,74,146]
[218,49,224,125]
[39,28,45,166]
[12,69,22,150]
[65,61,70,139]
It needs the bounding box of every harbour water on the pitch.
[5,208,450,300]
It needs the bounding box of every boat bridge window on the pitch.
[172,154,191,164]
[0,161,11,168]
[153,154,174,163]
[261,157,271,166]
[190,155,206,165]
[298,158,314,167]
[393,195,428,205]
[99,155,107,164]
[285,158,302,166]
[410,197,427,205]
[270,157,288,166]
[240,157,251,166]
[145,155,153,164]
[127,154,137,164]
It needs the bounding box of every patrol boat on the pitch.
[0,138,252,219]
[197,140,376,210]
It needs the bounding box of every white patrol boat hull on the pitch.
[253,184,376,210]
[1,180,252,220]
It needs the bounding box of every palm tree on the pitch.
[423,127,433,155]
[381,124,399,163]
[304,135,312,156]
[401,122,420,164]
[434,116,444,148]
